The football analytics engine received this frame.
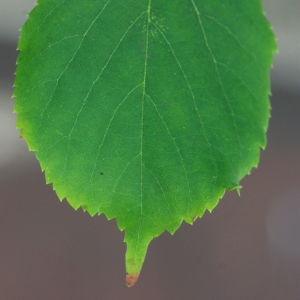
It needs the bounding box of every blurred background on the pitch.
[0,1,299,299]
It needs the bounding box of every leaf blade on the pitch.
[15,0,276,283]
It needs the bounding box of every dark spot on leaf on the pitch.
[100,172,104,176]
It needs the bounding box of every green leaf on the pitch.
[14,0,276,286]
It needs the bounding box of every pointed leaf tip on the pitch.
[124,236,149,283]
[126,273,140,287]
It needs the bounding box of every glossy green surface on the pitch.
[14,0,276,280]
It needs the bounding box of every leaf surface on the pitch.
[15,0,276,285]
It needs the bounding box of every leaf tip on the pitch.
[126,272,140,287]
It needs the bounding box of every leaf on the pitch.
[14,0,276,286]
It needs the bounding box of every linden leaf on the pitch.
[14,0,276,286]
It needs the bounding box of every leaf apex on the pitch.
[126,273,140,288]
